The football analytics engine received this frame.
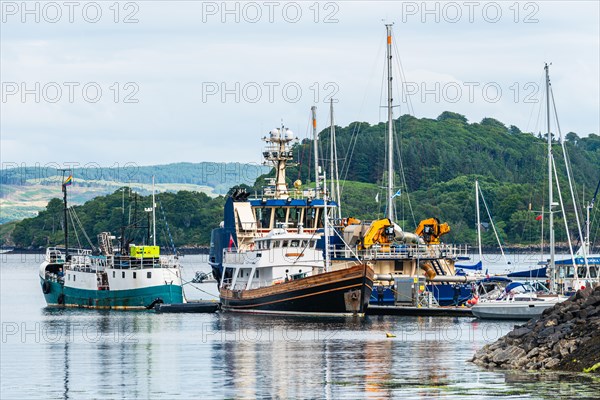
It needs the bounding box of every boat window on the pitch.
[147,272,152,279]
[304,208,317,229]
[238,269,243,278]
[257,207,272,229]
[316,209,324,228]
[288,208,301,227]
[73,274,76,282]
[282,240,289,247]
[68,274,70,281]
[133,272,137,279]
[272,240,281,248]
[299,240,307,248]
[290,240,300,248]
[311,240,316,248]
[112,271,115,278]
[122,271,125,278]
[255,270,260,278]
[265,240,271,249]
[274,207,287,226]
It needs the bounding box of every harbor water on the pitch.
[1,253,598,399]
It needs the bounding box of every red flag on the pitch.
[228,234,235,251]
[535,215,543,221]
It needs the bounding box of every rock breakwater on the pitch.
[472,285,600,372]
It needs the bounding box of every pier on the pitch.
[367,305,473,317]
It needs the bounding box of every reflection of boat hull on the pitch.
[471,299,561,320]
[220,264,374,316]
[40,277,183,310]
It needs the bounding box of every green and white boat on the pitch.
[39,174,183,309]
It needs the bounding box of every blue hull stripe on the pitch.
[40,278,183,309]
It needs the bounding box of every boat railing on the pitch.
[330,243,469,261]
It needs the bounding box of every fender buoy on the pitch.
[57,294,65,305]
[42,280,51,294]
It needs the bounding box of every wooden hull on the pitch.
[220,264,374,316]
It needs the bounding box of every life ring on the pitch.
[42,280,51,294]
[57,294,65,305]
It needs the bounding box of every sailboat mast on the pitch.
[545,63,555,289]
[475,180,483,262]
[386,24,394,221]
[152,176,156,247]
[311,106,320,198]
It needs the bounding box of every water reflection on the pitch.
[3,257,600,399]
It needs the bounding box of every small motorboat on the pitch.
[471,282,567,320]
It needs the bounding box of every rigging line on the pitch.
[526,71,546,133]
[550,85,588,260]
[305,109,313,184]
[70,206,95,250]
[477,184,508,264]
[551,155,579,276]
[67,209,81,248]
[392,36,414,116]
[158,199,177,255]
[392,119,417,228]
[339,122,363,194]
[181,278,220,299]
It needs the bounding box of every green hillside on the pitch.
[2,112,599,249]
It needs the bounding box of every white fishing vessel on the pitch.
[216,125,374,315]
[39,174,183,309]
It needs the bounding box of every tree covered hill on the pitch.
[2,112,598,249]
[6,189,225,249]
[0,162,269,223]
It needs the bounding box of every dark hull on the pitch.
[220,264,374,315]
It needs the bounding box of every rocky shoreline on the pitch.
[471,285,600,373]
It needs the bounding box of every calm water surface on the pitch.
[1,253,598,399]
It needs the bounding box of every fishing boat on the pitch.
[213,125,373,315]
[39,174,183,309]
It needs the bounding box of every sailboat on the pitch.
[39,174,183,309]
[472,64,571,319]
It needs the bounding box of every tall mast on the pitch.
[323,170,330,272]
[545,63,555,290]
[386,24,395,221]
[152,176,156,246]
[475,180,483,262]
[329,99,341,220]
[311,106,320,198]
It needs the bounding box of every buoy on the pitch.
[385,332,396,338]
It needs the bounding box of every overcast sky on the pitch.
[1,1,599,168]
